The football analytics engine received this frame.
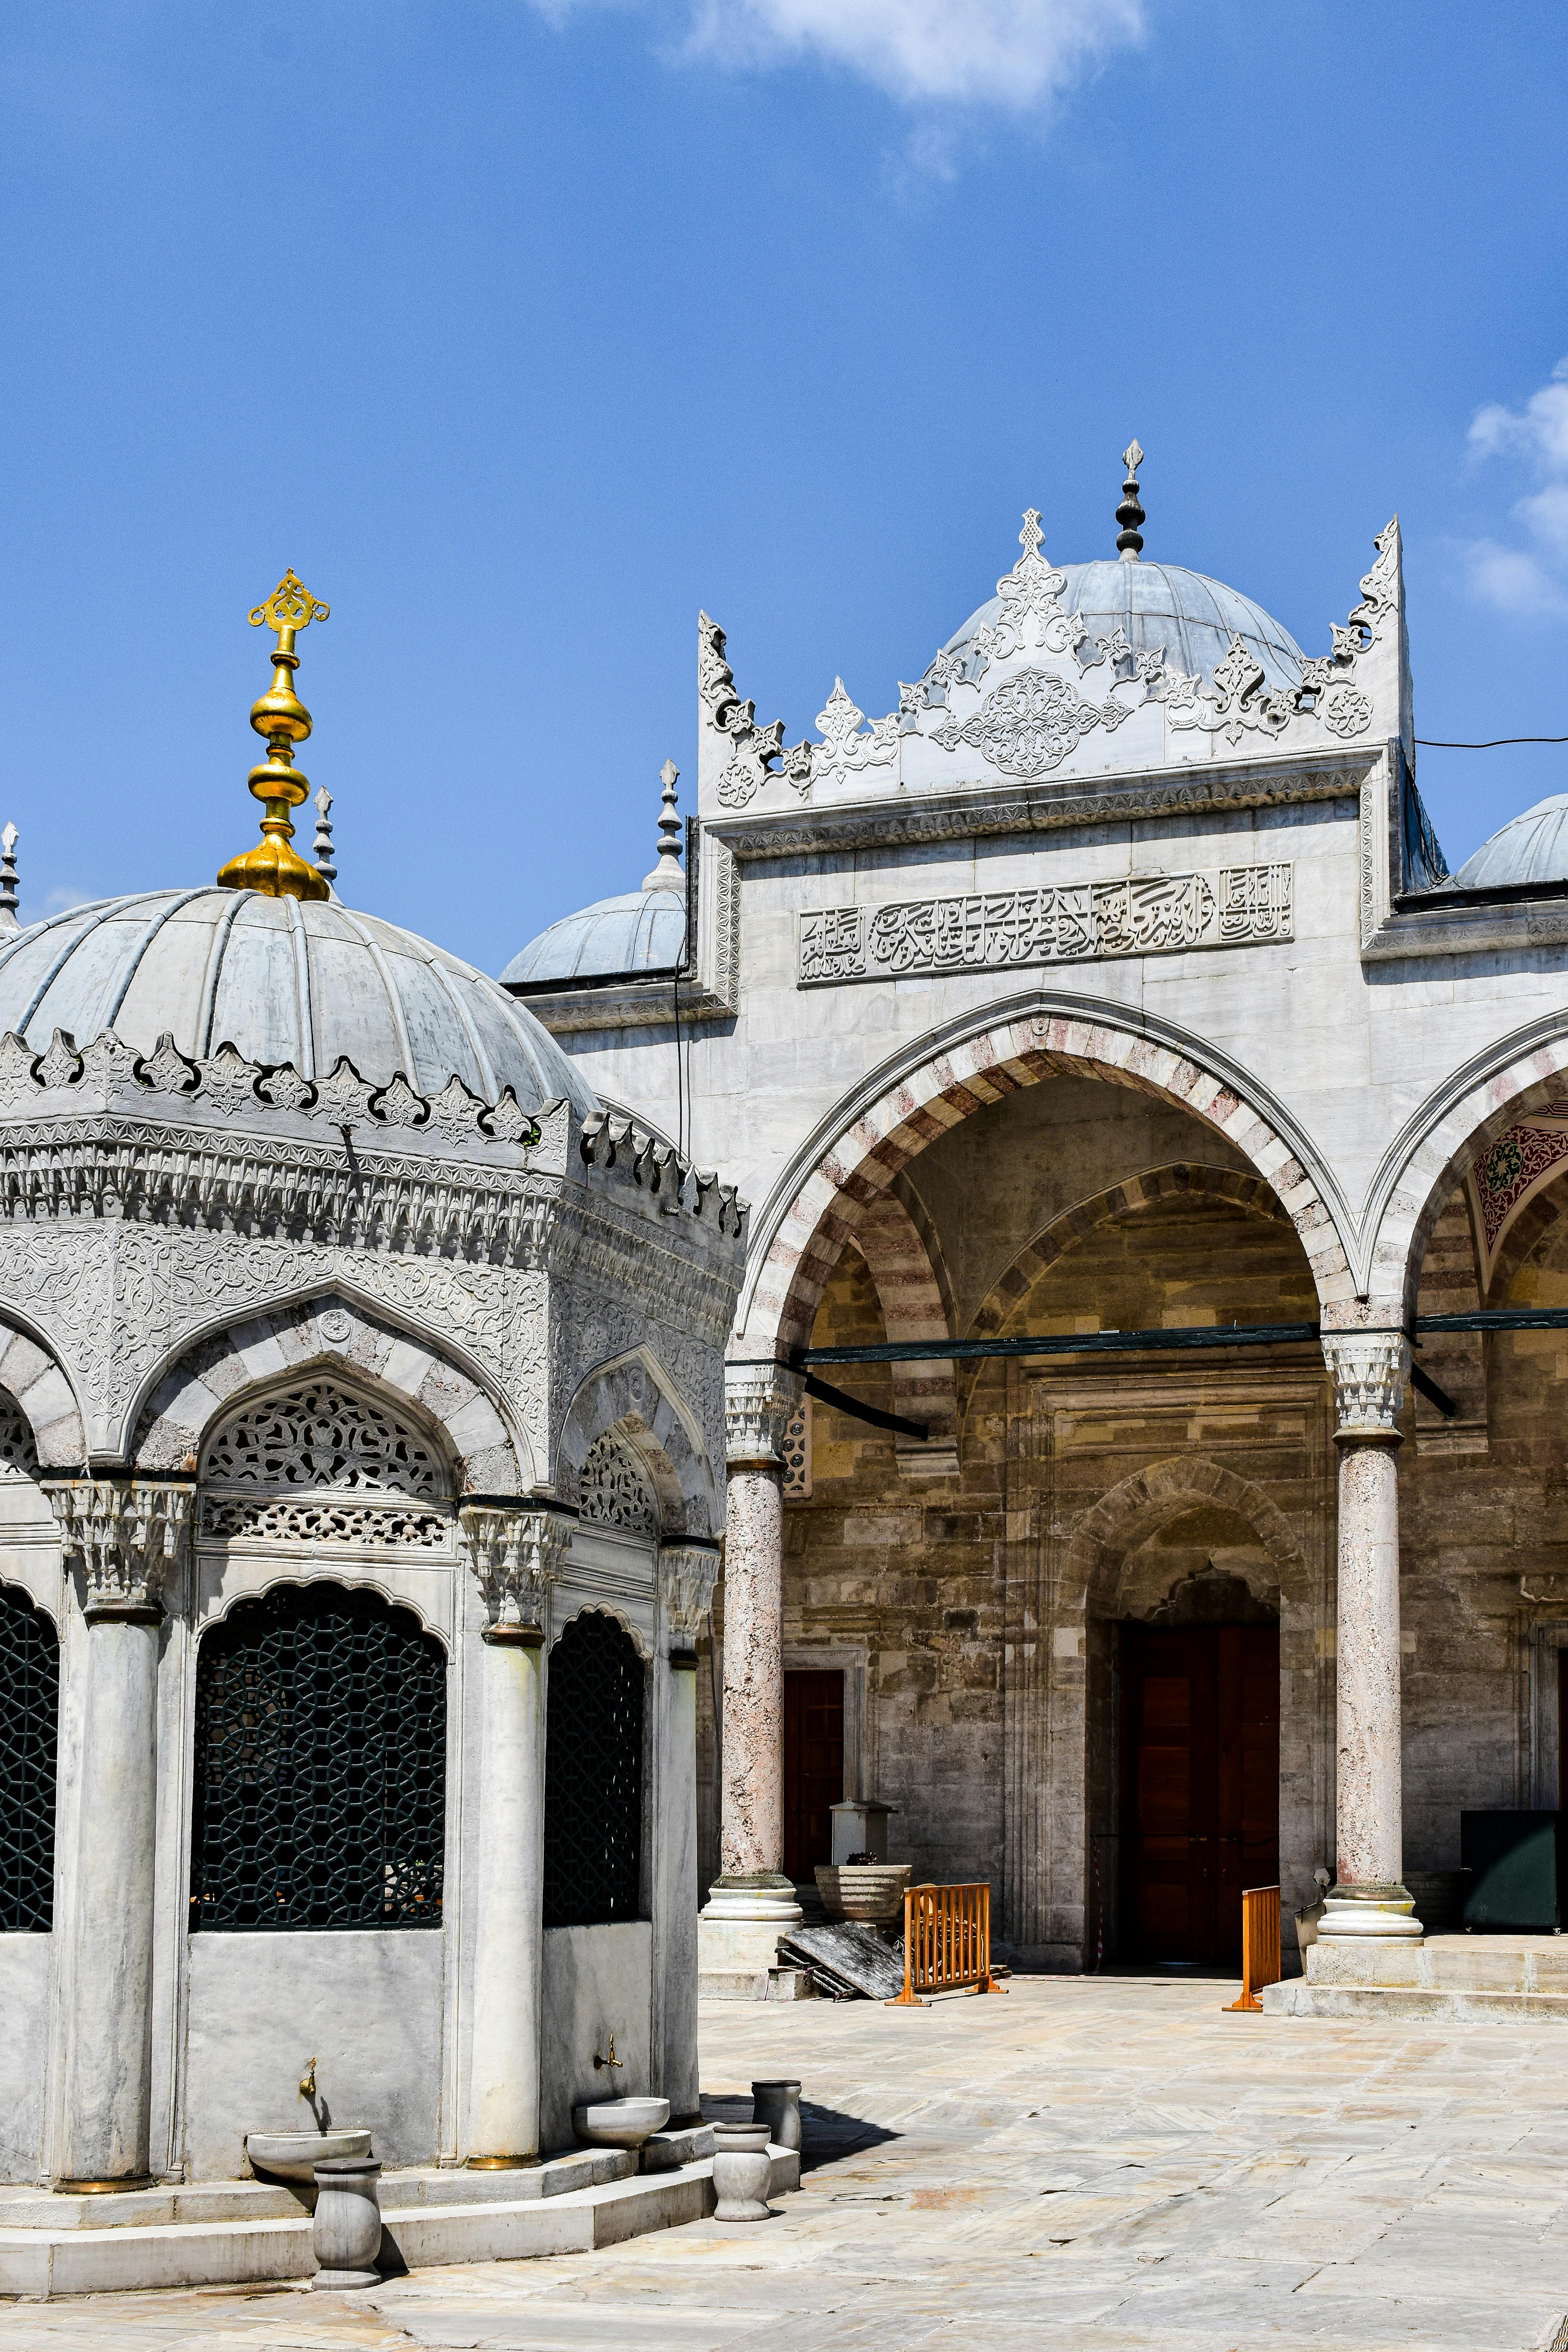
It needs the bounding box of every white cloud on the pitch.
[528,0,1146,111]
[1463,359,1568,619]
[41,885,92,916]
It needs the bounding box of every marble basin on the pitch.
[572,2096,670,2151]
[245,2129,373,2183]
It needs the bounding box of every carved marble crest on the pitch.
[931,666,1133,777]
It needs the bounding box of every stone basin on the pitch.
[245,2129,373,2184]
[572,2096,670,2151]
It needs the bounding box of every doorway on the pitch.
[1120,1622,1279,1962]
[783,1668,844,1882]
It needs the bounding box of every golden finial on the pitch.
[216,571,332,900]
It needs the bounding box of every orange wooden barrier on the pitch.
[888,1882,1008,2006]
[1225,1884,1282,2011]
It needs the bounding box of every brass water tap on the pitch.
[299,2056,318,2101]
[592,2036,624,2080]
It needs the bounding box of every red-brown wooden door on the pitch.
[1121,1624,1278,1961]
[783,1670,844,1882]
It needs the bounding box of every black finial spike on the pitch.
[1116,439,1145,562]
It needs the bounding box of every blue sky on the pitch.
[2,2,1566,971]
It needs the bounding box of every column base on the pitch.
[699,1874,803,1989]
[1317,1883,1424,1942]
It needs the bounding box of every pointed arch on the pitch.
[555,1347,717,1538]
[1062,1454,1306,1619]
[736,997,1354,1363]
[0,1321,85,1470]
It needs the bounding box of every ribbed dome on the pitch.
[940,559,1305,694]
[502,886,686,991]
[1452,795,1568,892]
[0,888,595,1117]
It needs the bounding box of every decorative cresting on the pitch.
[200,1377,452,1550]
[0,1583,58,1931]
[578,1430,660,1535]
[218,570,332,900]
[742,1009,1352,1361]
[542,1610,646,1929]
[658,1540,721,1648]
[46,1479,192,1619]
[190,1583,446,1930]
[458,1502,570,1641]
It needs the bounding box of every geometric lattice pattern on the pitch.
[781,1400,811,1499]
[189,1583,446,1931]
[577,1432,659,1535]
[0,1391,39,1481]
[199,1495,450,1548]
[0,1583,57,1930]
[543,1612,645,1929]
[203,1380,448,1498]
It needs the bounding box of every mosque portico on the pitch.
[511,450,1568,1993]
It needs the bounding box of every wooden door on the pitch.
[1121,1624,1278,1961]
[783,1669,844,1882]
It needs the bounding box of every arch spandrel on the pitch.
[736,1001,1355,1363]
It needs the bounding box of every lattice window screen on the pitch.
[578,1432,659,1535]
[0,1392,39,1481]
[0,1584,56,1931]
[782,1401,811,1499]
[190,1583,446,1931]
[201,1379,452,1547]
[543,1613,645,1928]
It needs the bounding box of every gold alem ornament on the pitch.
[216,570,332,900]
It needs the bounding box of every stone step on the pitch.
[1263,1979,1568,2022]
[1263,1931,1568,2020]
[0,2148,799,2298]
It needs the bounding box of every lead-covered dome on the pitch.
[1451,794,1568,892]
[503,762,687,993]
[0,887,596,1118]
[938,559,1305,696]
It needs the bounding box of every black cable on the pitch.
[1414,734,1568,748]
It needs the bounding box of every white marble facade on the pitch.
[511,492,1568,1966]
[0,904,743,2184]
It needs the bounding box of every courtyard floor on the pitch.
[5,1975,1568,2351]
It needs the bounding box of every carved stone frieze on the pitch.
[459,1502,571,1634]
[931,666,1133,776]
[1321,1333,1408,1439]
[47,1477,192,1619]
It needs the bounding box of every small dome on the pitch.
[940,559,1305,694]
[502,886,686,990]
[1451,794,1568,891]
[0,888,595,1118]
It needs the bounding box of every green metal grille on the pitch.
[190,1583,446,1931]
[0,1583,57,1932]
[543,1612,645,1929]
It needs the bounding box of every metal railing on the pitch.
[888,1882,1007,2005]
[1225,1885,1282,2011]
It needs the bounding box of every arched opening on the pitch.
[543,1613,646,1929]
[0,1577,57,1934]
[190,1583,447,1931]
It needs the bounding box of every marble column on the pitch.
[1319,1332,1423,1943]
[656,1541,719,2123]
[458,1504,568,2166]
[47,1479,190,2189]
[698,1366,804,1989]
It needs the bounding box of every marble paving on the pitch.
[5,1976,1568,2351]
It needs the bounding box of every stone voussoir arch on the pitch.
[0,1318,87,1470]
[1368,1025,1568,1317]
[740,1006,1354,1362]
[549,1595,654,1662]
[132,1293,528,1495]
[1061,1454,1306,1616]
[555,1347,716,1539]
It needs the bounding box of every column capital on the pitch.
[1321,1330,1408,1440]
[459,1501,571,1640]
[659,1539,721,1643]
[724,1363,804,1468]
[45,1477,192,1621]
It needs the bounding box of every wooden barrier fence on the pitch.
[888,1882,1008,2005]
[1225,1884,1282,2011]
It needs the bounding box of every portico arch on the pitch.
[739,1000,1353,1363]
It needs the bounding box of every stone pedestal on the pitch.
[47,1480,189,2190]
[1321,1332,1423,1944]
[458,1506,565,2167]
